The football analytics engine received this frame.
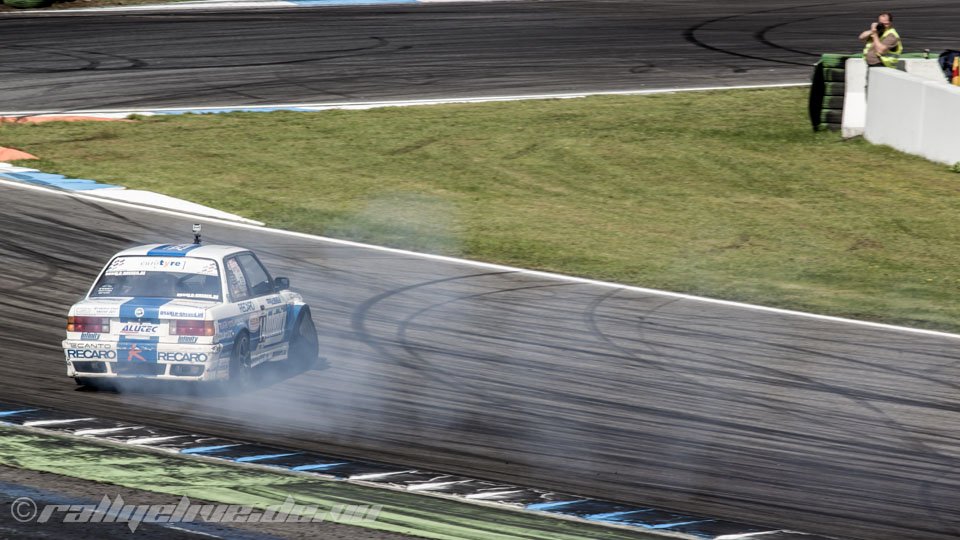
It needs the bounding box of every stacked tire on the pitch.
[808,53,858,131]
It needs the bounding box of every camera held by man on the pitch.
[858,12,902,68]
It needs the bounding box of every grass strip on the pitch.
[3,88,960,330]
[0,426,652,540]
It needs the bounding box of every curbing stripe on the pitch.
[0,403,826,540]
[0,425,645,540]
[0,402,836,540]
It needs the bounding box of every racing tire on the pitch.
[288,312,319,372]
[228,332,253,391]
[75,377,111,391]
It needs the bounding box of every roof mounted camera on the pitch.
[192,224,202,245]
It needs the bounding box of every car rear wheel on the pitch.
[75,377,111,391]
[229,332,253,390]
[288,312,319,371]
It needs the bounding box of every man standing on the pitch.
[859,12,902,68]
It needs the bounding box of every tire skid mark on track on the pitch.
[628,305,960,537]
[684,2,836,67]
[3,179,960,540]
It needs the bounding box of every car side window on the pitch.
[225,257,250,302]
[236,253,274,297]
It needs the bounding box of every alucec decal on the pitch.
[119,322,159,335]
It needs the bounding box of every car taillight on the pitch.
[67,316,110,333]
[169,320,215,336]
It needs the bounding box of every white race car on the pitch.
[62,226,318,388]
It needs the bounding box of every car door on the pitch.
[234,252,286,350]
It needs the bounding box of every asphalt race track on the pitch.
[3,1,960,540]
[1,0,959,112]
[3,184,960,540]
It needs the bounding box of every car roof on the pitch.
[114,244,249,259]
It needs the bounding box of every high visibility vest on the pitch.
[863,27,902,67]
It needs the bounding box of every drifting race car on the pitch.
[62,225,318,388]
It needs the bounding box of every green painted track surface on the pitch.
[0,426,654,540]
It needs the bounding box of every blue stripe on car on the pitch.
[119,298,170,320]
[146,244,202,257]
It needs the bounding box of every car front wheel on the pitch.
[288,312,319,371]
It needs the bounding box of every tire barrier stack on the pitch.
[808,53,858,131]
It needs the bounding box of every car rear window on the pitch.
[90,256,222,301]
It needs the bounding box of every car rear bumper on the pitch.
[62,340,225,382]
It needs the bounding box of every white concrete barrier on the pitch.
[864,68,960,165]
[897,58,950,84]
[841,58,867,138]
[920,82,960,165]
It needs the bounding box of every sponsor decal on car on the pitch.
[238,301,256,313]
[158,352,208,362]
[71,342,113,350]
[120,323,159,335]
[159,308,205,319]
[67,349,116,360]
[126,343,146,362]
[106,257,219,276]
[172,293,218,301]
[74,306,121,317]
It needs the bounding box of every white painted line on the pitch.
[716,532,799,540]
[88,188,263,226]
[2,173,958,342]
[23,418,95,427]
[0,164,41,173]
[0,0,535,14]
[0,83,810,118]
[350,470,417,481]
[407,480,470,491]
[163,525,224,539]
[75,426,140,436]
[466,489,524,499]
[125,435,186,445]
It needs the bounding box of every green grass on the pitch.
[4,87,960,330]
